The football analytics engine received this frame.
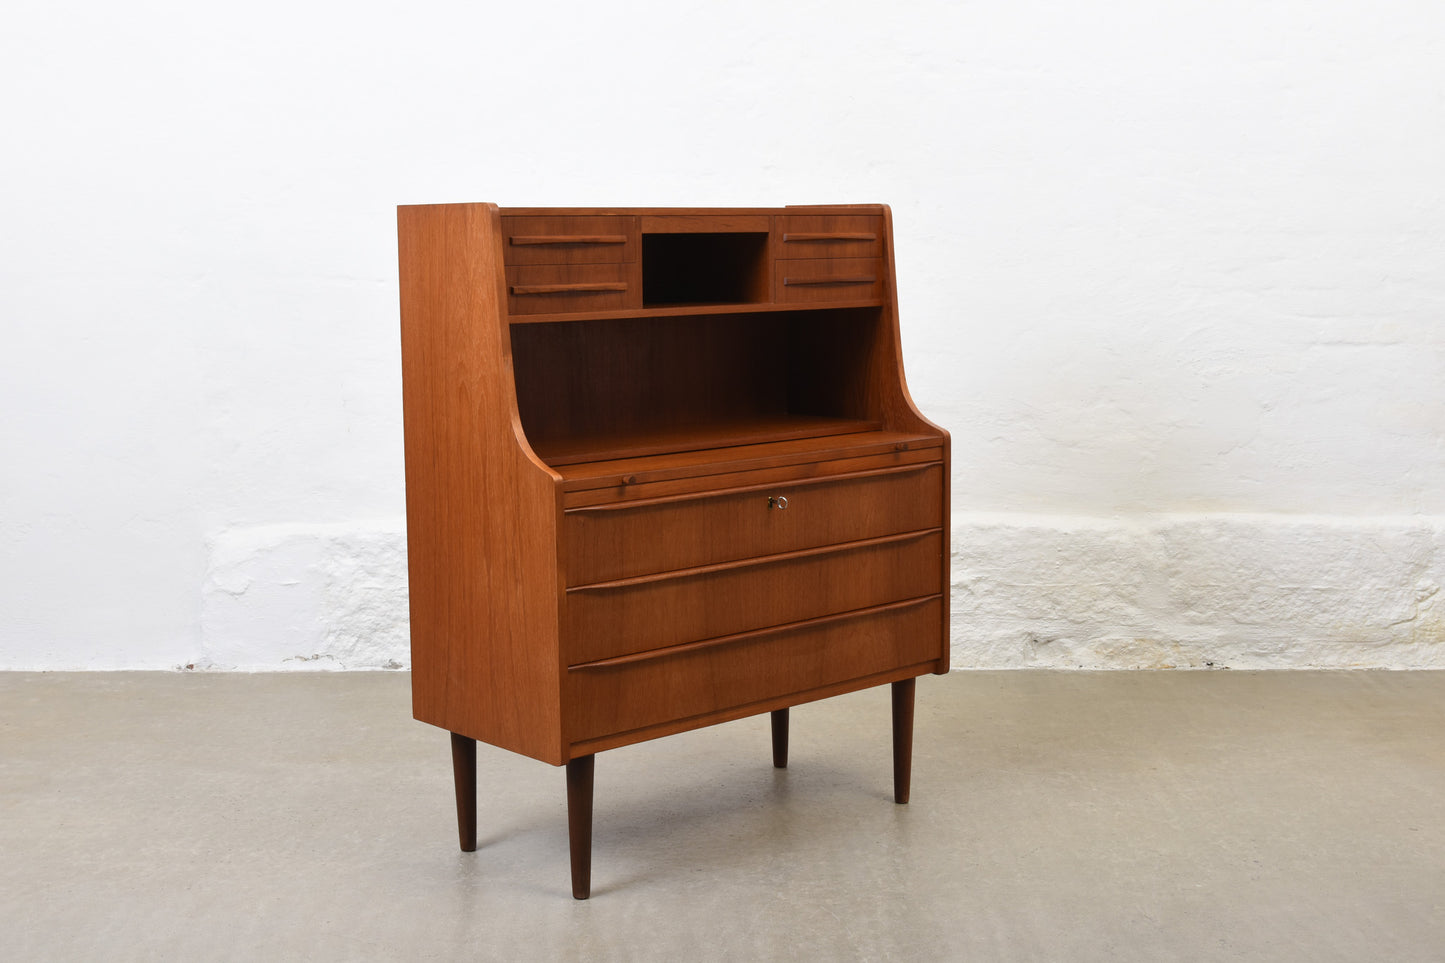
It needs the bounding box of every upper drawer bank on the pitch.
[563,462,944,585]
[501,215,639,265]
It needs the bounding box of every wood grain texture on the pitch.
[505,262,640,315]
[505,297,883,325]
[564,530,943,664]
[511,312,787,454]
[503,206,864,216]
[398,203,565,765]
[510,281,630,295]
[566,597,943,744]
[501,215,638,264]
[563,463,944,584]
[508,234,628,246]
[561,444,942,506]
[775,214,883,259]
[776,258,884,304]
[641,213,771,233]
[782,232,878,242]
[876,204,953,673]
[568,662,933,757]
[555,429,939,492]
[528,415,881,467]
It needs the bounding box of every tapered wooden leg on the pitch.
[566,755,595,900]
[771,708,789,769]
[450,732,477,852]
[891,678,915,804]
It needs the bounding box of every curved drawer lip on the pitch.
[567,594,943,672]
[563,461,937,515]
[557,432,943,499]
[566,527,939,593]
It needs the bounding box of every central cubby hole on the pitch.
[641,232,770,306]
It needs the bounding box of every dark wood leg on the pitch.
[891,678,915,804]
[566,755,595,900]
[450,732,477,852]
[771,708,789,769]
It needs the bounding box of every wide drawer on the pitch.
[775,257,884,303]
[567,596,943,743]
[501,215,639,265]
[775,214,883,259]
[563,462,944,584]
[505,262,642,316]
[565,530,943,664]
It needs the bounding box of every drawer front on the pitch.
[567,597,942,743]
[776,214,883,259]
[505,262,641,316]
[776,257,884,303]
[563,463,944,584]
[565,530,943,665]
[501,215,638,265]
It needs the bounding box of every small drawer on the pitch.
[564,531,943,664]
[566,596,943,743]
[501,215,639,265]
[776,214,883,259]
[505,262,642,316]
[563,462,944,584]
[776,257,884,304]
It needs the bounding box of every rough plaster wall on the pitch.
[952,515,1445,669]
[190,516,1445,671]
[200,523,408,670]
[3,1,1444,669]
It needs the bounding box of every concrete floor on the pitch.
[2,672,1444,962]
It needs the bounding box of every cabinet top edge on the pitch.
[397,204,887,216]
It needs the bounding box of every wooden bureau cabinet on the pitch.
[397,203,949,898]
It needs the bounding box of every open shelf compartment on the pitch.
[510,306,890,467]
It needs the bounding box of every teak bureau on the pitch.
[397,203,950,898]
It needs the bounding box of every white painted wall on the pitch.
[3,1,1443,669]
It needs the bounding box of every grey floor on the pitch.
[3,672,1444,962]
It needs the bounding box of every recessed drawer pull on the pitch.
[509,235,628,246]
[783,275,877,287]
[782,232,878,243]
[511,282,630,296]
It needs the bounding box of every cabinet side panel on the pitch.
[876,206,952,672]
[398,203,564,764]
